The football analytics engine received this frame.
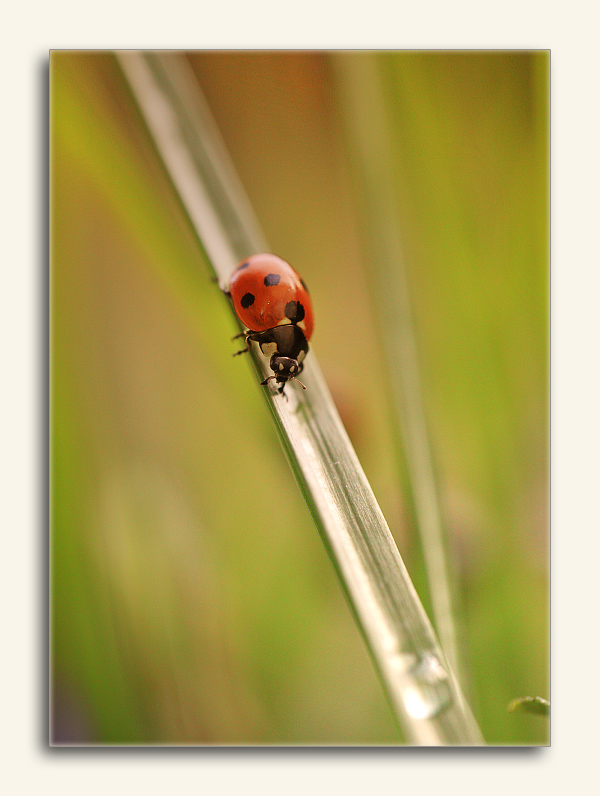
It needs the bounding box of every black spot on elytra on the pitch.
[241,292,255,308]
[264,273,280,287]
[237,261,250,271]
[285,300,305,324]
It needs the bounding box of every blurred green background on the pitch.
[51,51,549,745]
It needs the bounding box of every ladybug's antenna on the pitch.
[291,376,307,390]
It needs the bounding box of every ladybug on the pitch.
[226,253,314,396]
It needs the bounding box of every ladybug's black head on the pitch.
[260,355,307,394]
[270,354,300,382]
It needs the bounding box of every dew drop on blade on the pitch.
[401,652,453,720]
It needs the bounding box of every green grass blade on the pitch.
[333,53,463,681]
[117,50,484,745]
[508,697,550,717]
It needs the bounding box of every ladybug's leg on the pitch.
[233,331,262,357]
[233,342,251,357]
[268,381,288,401]
[232,332,251,356]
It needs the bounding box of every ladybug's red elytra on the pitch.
[226,254,314,396]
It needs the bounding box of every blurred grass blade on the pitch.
[508,697,550,717]
[117,50,484,745]
[334,54,463,680]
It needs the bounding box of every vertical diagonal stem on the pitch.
[334,54,462,680]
